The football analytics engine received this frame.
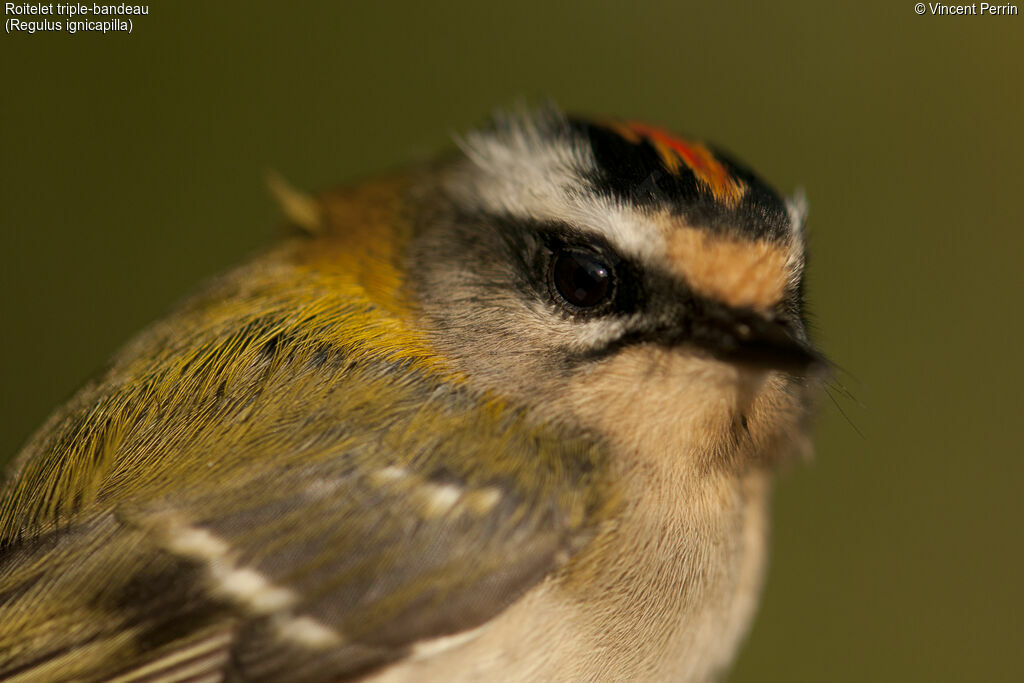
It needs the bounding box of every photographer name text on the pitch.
[917,2,1018,14]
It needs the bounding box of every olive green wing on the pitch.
[0,343,610,682]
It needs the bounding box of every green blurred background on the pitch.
[2,1,1021,680]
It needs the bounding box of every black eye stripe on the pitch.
[526,224,647,318]
[460,212,645,317]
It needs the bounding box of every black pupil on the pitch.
[552,250,612,308]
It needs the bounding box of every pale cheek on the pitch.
[565,348,804,471]
[566,349,742,462]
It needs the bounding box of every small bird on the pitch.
[0,107,820,682]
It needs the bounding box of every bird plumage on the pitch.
[0,108,819,681]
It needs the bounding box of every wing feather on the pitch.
[0,303,612,681]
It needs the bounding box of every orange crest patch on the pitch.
[611,122,746,207]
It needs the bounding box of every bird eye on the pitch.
[550,249,615,310]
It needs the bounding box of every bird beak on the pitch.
[689,303,823,376]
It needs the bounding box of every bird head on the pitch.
[385,108,822,472]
